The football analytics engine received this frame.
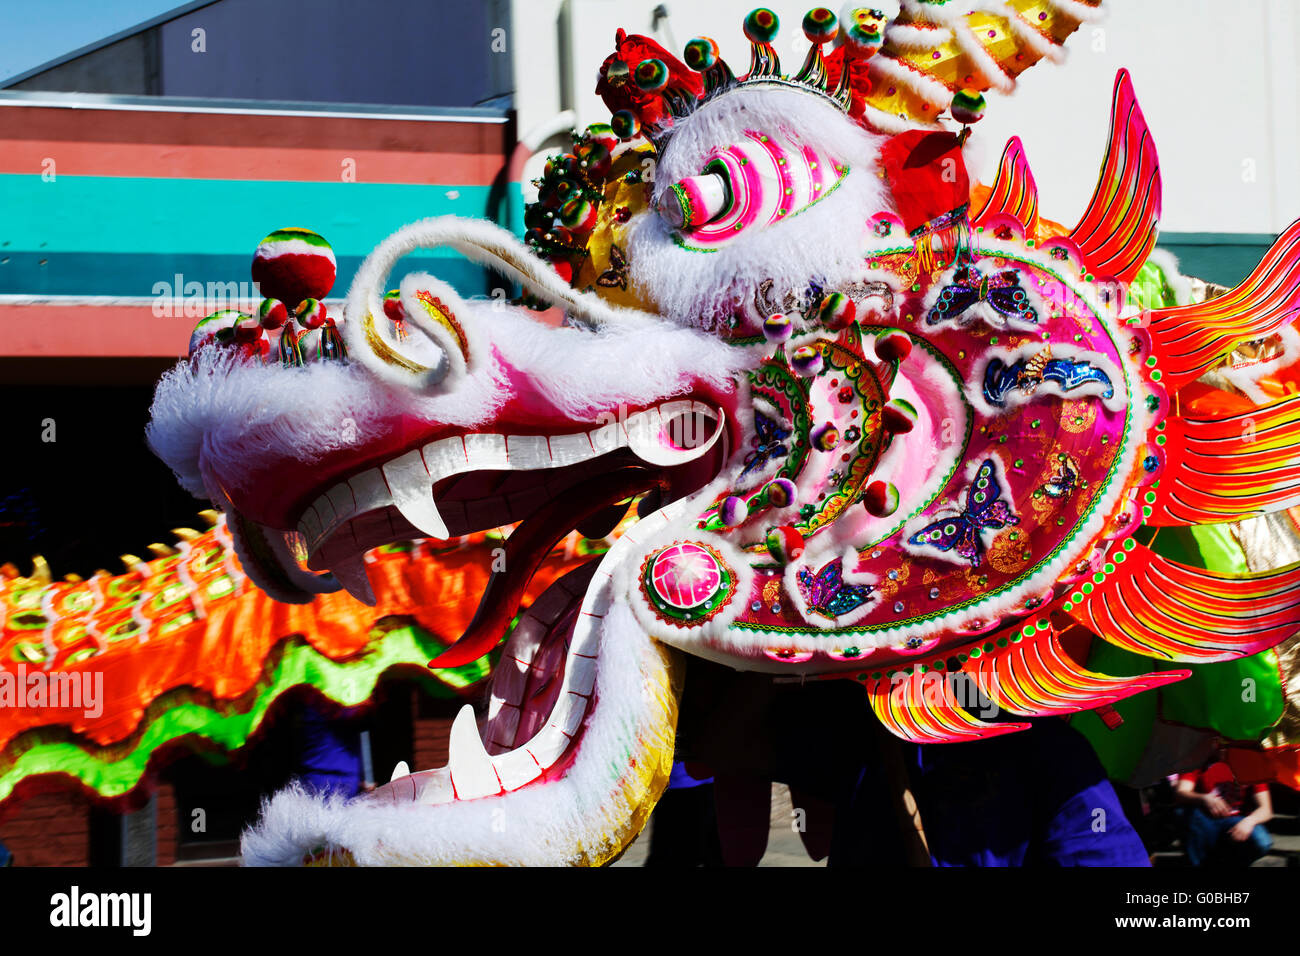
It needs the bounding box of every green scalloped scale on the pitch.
[0,622,489,805]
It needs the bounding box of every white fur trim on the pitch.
[340,216,670,390]
[989,0,1067,63]
[148,307,746,501]
[1202,325,1300,405]
[867,54,955,109]
[949,20,1015,93]
[886,23,954,48]
[1143,247,1194,307]
[399,274,475,383]
[627,86,892,329]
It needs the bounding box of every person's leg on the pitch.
[296,704,363,797]
[1199,814,1246,866]
[1181,807,1228,866]
[646,784,716,866]
[1244,824,1273,864]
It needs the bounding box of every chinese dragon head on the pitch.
[147,2,1300,864]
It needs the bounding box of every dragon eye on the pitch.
[657,165,732,230]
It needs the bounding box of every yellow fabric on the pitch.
[573,146,658,313]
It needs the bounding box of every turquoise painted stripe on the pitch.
[0,253,498,298]
[0,174,495,255]
[1157,232,1275,288]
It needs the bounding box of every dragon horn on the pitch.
[862,0,1104,133]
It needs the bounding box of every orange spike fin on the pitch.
[862,669,1029,743]
[1067,540,1300,662]
[1146,219,1300,392]
[973,136,1039,235]
[965,627,1189,717]
[1069,69,1161,285]
[1146,392,1300,525]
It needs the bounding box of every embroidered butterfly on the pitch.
[740,409,792,479]
[907,459,1020,567]
[1042,458,1079,499]
[796,558,876,619]
[926,262,1038,329]
[597,244,628,291]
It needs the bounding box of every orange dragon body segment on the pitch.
[0,513,601,808]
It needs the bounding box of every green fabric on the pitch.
[0,622,487,803]
[1076,521,1288,781]
[1128,258,1181,312]
[1150,527,1285,740]
[1071,639,1160,783]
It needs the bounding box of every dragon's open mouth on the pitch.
[293,400,726,606]
[237,399,728,812]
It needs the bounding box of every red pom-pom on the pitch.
[765,525,806,564]
[258,298,288,330]
[874,328,913,362]
[296,298,327,330]
[818,292,857,330]
[383,290,407,323]
[551,258,574,283]
[863,480,900,517]
[251,227,336,307]
[882,398,919,434]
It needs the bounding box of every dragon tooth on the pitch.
[546,431,596,466]
[462,433,509,469]
[296,507,321,547]
[331,556,376,606]
[414,769,454,805]
[382,449,449,539]
[325,483,356,524]
[492,747,544,792]
[347,467,392,513]
[524,723,571,767]
[504,434,551,469]
[448,704,501,800]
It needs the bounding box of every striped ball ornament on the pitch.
[251,227,336,309]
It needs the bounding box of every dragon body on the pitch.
[133,3,1300,864]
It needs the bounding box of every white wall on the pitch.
[510,0,1300,235]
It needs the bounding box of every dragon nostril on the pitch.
[657,170,731,230]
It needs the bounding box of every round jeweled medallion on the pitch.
[641,541,735,624]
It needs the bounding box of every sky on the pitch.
[0,0,186,84]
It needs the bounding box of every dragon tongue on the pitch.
[430,467,659,669]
